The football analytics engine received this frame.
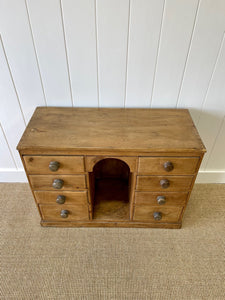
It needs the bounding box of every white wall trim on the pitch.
[0,168,27,182]
[196,170,225,183]
[0,168,224,183]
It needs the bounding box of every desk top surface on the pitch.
[17,107,206,154]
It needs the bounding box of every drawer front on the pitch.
[138,157,199,175]
[133,206,183,222]
[39,204,89,221]
[29,175,86,190]
[134,192,188,206]
[136,176,193,192]
[34,190,88,205]
[24,155,84,174]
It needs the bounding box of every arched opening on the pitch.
[89,158,131,220]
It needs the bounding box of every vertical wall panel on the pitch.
[151,0,199,107]
[62,0,98,107]
[0,126,15,169]
[125,0,164,107]
[0,1,224,181]
[97,0,129,107]
[0,39,25,168]
[206,118,225,171]
[197,35,225,170]
[0,0,46,123]
[26,0,72,106]
[177,0,225,124]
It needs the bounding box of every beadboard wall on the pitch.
[0,0,224,183]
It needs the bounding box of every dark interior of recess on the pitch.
[89,158,131,221]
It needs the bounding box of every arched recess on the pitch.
[89,158,132,220]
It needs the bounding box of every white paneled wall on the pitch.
[26,0,72,106]
[0,0,224,182]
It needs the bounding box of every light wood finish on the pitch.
[136,176,193,192]
[133,206,183,223]
[34,190,88,205]
[138,157,199,175]
[19,149,206,156]
[29,175,86,191]
[17,107,206,154]
[129,172,137,220]
[39,204,89,221]
[178,154,204,222]
[17,107,206,228]
[93,178,129,221]
[24,155,84,174]
[85,156,137,172]
[87,172,95,219]
[134,192,188,207]
[41,221,182,229]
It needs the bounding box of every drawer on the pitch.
[134,192,188,206]
[138,157,199,175]
[29,175,86,190]
[136,176,193,192]
[133,205,183,223]
[39,204,89,221]
[34,190,88,205]
[24,155,84,174]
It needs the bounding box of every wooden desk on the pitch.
[17,107,206,228]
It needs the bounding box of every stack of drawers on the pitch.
[23,156,90,222]
[133,157,200,224]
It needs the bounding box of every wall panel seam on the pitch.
[0,36,26,127]
[59,0,74,107]
[0,124,17,169]
[24,0,47,107]
[176,0,201,108]
[124,0,131,108]
[94,0,100,107]
[205,116,225,170]
[196,31,225,126]
[150,0,166,107]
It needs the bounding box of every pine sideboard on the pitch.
[17,107,206,228]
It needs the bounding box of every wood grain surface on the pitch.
[138,157,199,175]
[17,107,206,153]
[29,175,86,191]
[24,155,84,174]
[136,175,193,192]
[34,190,88,205]
[134,191,188,206]
[133,205,183,222]
[39,204,89,221]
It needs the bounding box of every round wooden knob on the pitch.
[60,210,69,218]
[153,212,162,221]
[157,196,166,205]
[160,179,170,188]
[52,179,64,189]
[49,161,60,172]
[56,195,66,204]
[163,161,174,172]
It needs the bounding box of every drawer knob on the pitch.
[157,196,166,205]
[56,195,66,204]
[160,179,170,188]
[153,212,162,221]
[52,179,64,189]
[60,209,69,218]
[163,161,174,172]
[49,161,60,172]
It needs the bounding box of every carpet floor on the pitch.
[0,183,224,300]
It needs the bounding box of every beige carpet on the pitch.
[0,183,224,300]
